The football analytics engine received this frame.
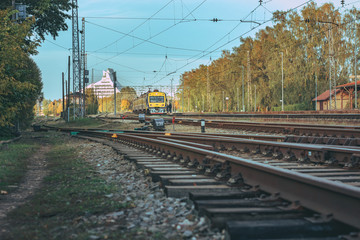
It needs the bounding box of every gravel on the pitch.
[74,140,225,239]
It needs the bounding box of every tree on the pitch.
[85,88,99,115]
[0,0,73,40]
[0,9,42,134]
[178,2,358,112]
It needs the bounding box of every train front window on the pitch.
[149,96,164,103]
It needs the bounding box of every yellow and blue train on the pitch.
[133,90,167,114]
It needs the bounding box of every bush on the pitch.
[272,102,309,111]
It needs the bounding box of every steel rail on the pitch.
[55,126,360,166]
[68,129,360,229]
[119,132,360,166]
[109,133,360,229]
[170,119,360,138]
[172,112,360,120]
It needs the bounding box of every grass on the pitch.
[2,132,174,239]
[46,117,105,128]
[3,133,134,240]
[0,143,39,193]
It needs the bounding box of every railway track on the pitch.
[173,111,360,120]
[96,113,360,139]
[48,126,360,239]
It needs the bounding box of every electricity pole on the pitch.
[355,20,358,109]
[113,71,117,116]
[254,85,257,112]
[281,51,284,111]
[72,0,81,118]
[207,66,210,111]
[222,91,225,112]
[241,65,245,112]
[68,56,71,122]
[171,78,173,113]
[247,51,251,111]
[62,72,65,116]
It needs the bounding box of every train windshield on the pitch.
[149,96,164,103]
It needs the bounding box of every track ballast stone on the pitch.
[75,139,225,239]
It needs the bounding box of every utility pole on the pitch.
[62,72,65,117]
[355,20,358,109]
[113,71,117,116]
[11,0,15,21]
[72,0,81,118]
[170,78,173,113]
[254,85,257,112]
[315,73,318,110]
[207,66,210,111]
[237,87,239,112]
[241,66,245,112]
[331,26,336,109]
[182,88,184,112]
[65,80,68,114]
[81,17,86,117]
[281,52,284,111]
[328,24,332,110]
[222,91,225,112]
[82,54,87,117]
[68,56,71,122]
[247,51,251,111]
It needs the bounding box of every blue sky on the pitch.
[32,0,352,100]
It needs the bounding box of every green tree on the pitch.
[0,0,73,40]
[0,9,42,135]
[85,88,99,115]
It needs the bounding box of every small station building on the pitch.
[313,79,360,110]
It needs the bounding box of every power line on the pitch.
[88,0,208,68]
[183,3,264,64]
[45,39,71,51]
[92,0,174,53]
[85,20,212,53]
[150,0,313,85]
[85,50,221,57]
[80,16,267,22]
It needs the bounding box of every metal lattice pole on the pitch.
[72,0,81,118]
[81,17,86,116]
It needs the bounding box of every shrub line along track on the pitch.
[48,126,360,238]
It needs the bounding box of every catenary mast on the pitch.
[72,0,81,118]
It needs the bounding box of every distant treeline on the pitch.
[178,2,360,112]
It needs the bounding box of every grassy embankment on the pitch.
[0,141,38,193]
[3,131,164,239]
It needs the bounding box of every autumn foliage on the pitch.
[178,3,360,112]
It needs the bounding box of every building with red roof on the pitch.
[313,80,360,110]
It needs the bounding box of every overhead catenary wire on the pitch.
[92,0,175,53]
[151,0,314,85]
[88,0,208,69]
[85,21,212,53]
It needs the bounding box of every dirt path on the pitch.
[0,145,50,236]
